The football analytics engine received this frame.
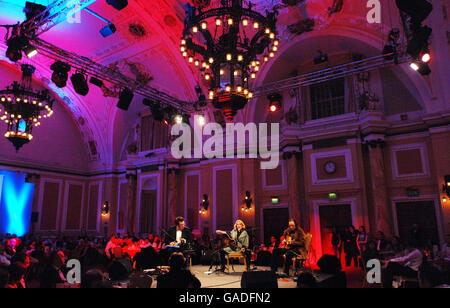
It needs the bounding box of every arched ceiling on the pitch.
[0,0,430,171]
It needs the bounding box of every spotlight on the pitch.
[421,52,431,63]
[162,106,176,125]
[70,71,89,96]
[117,88,134,110]
[197,114,206,126]
[100,24,117,37]
[24,1,48,22]
[314,51,328,64]
[5,36,28,62]
[144,99,165,121]
[89,77,104,88]
[410,62,420,71]
[174,114,183,124]
[417,63,431,75]
[267,93,282,113]
[106,0,128,10]
[407,26,432,59]
[23,45,38,58]
[410,61,431,75]
[395,0,433,29]
[50,61,71,88]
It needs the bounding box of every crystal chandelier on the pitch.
[182,0,279,121]
[0,64,54,151]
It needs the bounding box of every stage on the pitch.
[149,265,297,288]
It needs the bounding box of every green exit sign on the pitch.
[328,192,338,201]
[271,197,280,204]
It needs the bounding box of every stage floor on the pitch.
[150,265,297,288]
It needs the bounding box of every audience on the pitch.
[297,272,318,288]
[0,224,448,288]
[382,241,423,288]
[156,252,201,288]
[418,262,449,289]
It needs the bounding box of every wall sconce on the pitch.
[443,175,450,195]
[199,194,209,215]
[101,201,110,217]
[242,191,253,213]
[443,175,450,204]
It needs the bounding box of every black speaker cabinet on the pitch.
[241,271,278,288]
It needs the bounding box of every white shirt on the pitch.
[176,230,182,244]
[390,249,423,272]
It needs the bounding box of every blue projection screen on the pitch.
[0,171,35,236]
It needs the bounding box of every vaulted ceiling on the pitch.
[1,0,425,172]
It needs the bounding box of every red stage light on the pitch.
[421,53,431,63]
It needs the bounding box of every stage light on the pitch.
[89,77,104,88]
[24,2,48,22]
[100,24,117,37]
[144,99,165,122]
[421,52,431,63]
[410,61,431,75]
[410,62,420,71]
[395,0,433,29]
[23,45,37,58]
[407,26,432,59]
[174,114,184,125]
[197,114,206,126]
[267,93,282,113]
[5,36,29,62]
[70,71,89,96]
[117,88,134,110]
[5,46,22,62]
[106,0,128,10]
[50,61,71,88]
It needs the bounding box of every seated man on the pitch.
[382,241,423,288]
[271,219,306,275]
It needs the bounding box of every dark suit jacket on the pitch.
[166,226,193,246]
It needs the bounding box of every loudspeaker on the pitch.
[31,212,39,223]
[241,271,278,288]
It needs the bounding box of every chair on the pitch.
[227,252,247,273]
[292,233,313,274]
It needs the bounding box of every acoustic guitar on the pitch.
[216,230,239,250]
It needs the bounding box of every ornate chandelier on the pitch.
[182,0,279,121]
[0,64,54,151]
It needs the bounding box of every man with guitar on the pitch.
[216,220,251,273]
[271,219,306,276]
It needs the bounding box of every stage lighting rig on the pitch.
[71,70,90,96]
[50,61,71,88]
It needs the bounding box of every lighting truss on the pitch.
[21,0,98,36]
[31,37,193,112]
[253,52,409,97]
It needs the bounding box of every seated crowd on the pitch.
[0,225,449,288]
